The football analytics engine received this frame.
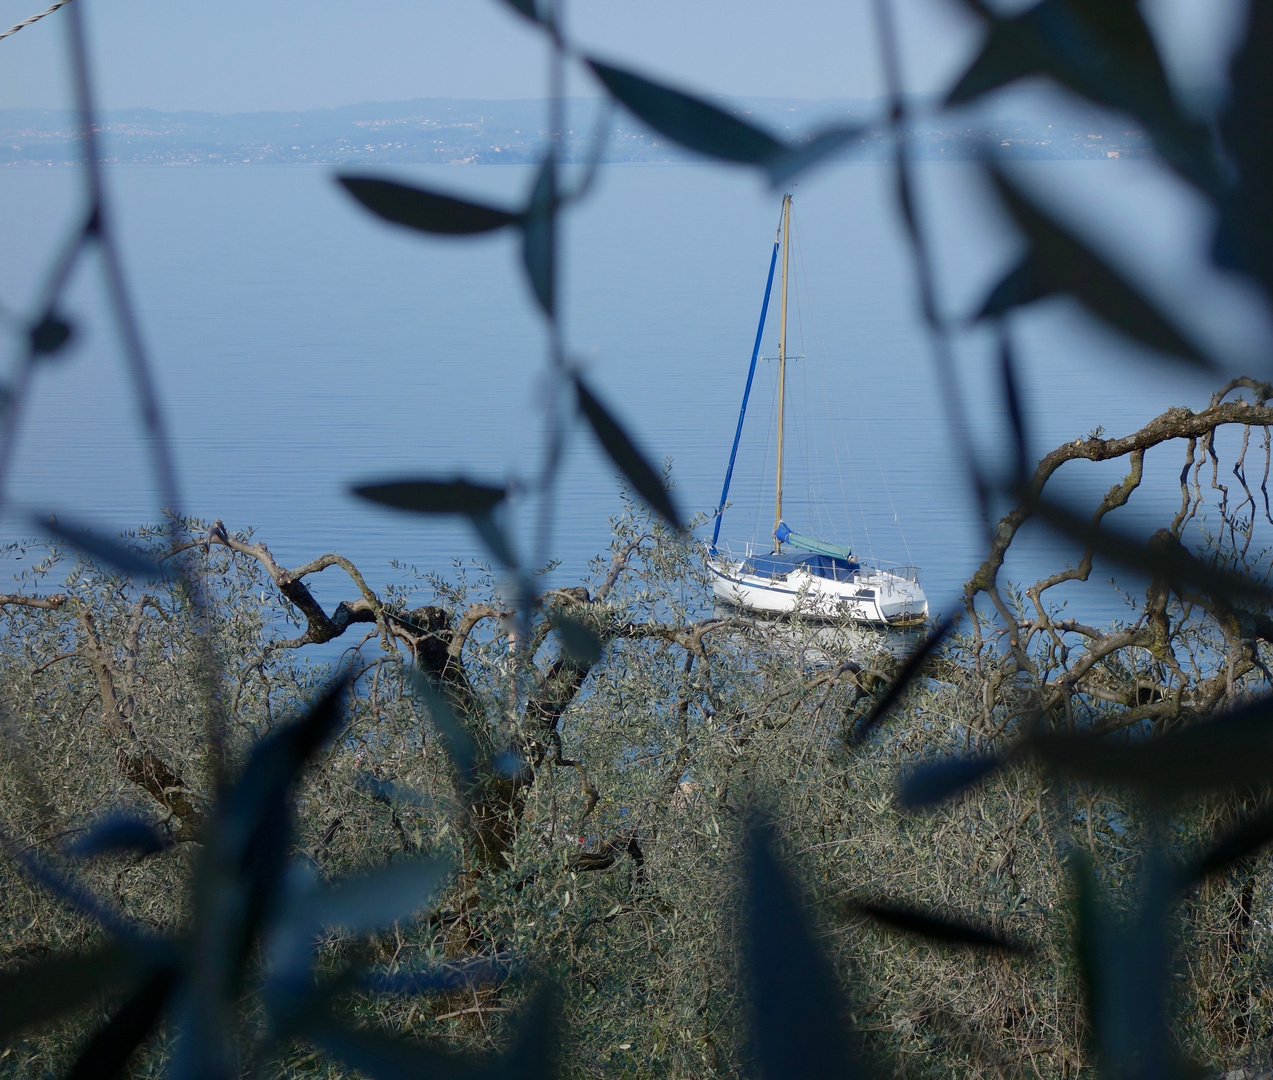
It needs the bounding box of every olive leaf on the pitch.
[852,615,956,744]
[339,177,520,235]
[845,899,1032,955]
[37,514,173,580]
[550,612,603,668]
[67,813,172,859]
[949,0,1219,193]
[980,168,1211,368]
[743,817,863,1080]
[1213,0,1273,305]
[30,312,74,356]
[898,752,1005,809]
[522,152,556,316]
[352,478,506,517]
[588,58,866,182]
[575,375,682,530]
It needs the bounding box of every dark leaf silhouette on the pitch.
[338,177,519,235]
[521,152,556,316]
[410,672,480,798]
[0,945,141,1040]
[852,615,955,744]
[1029,496,1273,609]
[1183,809,1273,887]
[575,375,682,530]
[898,752,1004,808]
[356,775,432,807]
[353,478,507,517]
[65,967,177,1080]
[296,856,451,935]
[172,680,349,1076]
[846,899,1031,955]
[38,514,173,580]
[551,612,603,668]
[471,508,518,568]
[358,957,513,996]
[1074,854,1175,1079]
[491,984,560,1080]
[949,0,1218,192]
[1028,694,1273,797]
[743,817,861,1080]
[587,58,783,166]
[981,169,1211,367]
[1213,0,1273,304]
[978,252,1048,321]
[309,1022,491,1080]
[30,313,74,356]
[495,0,546,26]
[67,813,172,859]
[307,983,557,1080]
[765,124,867,186]
[210,679,350,953]
[999,326,1028,486]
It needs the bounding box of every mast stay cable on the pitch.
[710,202,785,551]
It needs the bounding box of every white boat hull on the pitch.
[708,551,928,625]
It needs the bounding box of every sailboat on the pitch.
[706,194,929,625]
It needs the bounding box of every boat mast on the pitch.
[773,193,792,545]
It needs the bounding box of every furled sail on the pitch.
[774,520,855,561]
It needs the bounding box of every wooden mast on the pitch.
[773,193,792,544]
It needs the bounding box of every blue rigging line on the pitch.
[711,231,781,552]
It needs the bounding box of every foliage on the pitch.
[3,0,1273,1078]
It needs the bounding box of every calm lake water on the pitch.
[1,160,1269,628]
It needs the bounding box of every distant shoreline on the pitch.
[0,95,1150,167]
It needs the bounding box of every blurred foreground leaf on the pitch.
[1029,497,1273,609]
[949,0,1219,192]
[588,58,865,182]
[495,0,549,28]
[1183,808,1273,887]
[38,514,173,580]
[980,169,1211,367]
[306,983,558,1080]
[852,615,955,743]
[353,479,506,516]
[65,967,177,1080]
[550,612,603,668]
[846,899,1032,955]
[587,59,782,166]
[1213,0,1273,305]
[575,376,682,530]
[1030,695,1273,798]
[339,177,520,235]
[30,313,74,356]
[67,813,172,859]
[353,479,514,565]
[521,153,556,316]
[173,679,349,1077]
[410,671,481,798]
[291,856,452,937]
[1074,853,1178,1080]
[898,751,1006,808]
[0,944,145,1040]
[743,817,863,1080]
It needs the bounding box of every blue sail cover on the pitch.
[741,550,860,581]
[711,215,783,552]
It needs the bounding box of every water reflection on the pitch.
[710,603,928,667]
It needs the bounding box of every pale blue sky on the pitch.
[0,0,1247,115]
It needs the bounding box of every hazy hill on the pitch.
[0,96,1147,165]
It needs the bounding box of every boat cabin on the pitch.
[739,551,861,583]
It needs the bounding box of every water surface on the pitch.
[0,161,1264,628]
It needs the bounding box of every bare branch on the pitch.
[0,593,67,611]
